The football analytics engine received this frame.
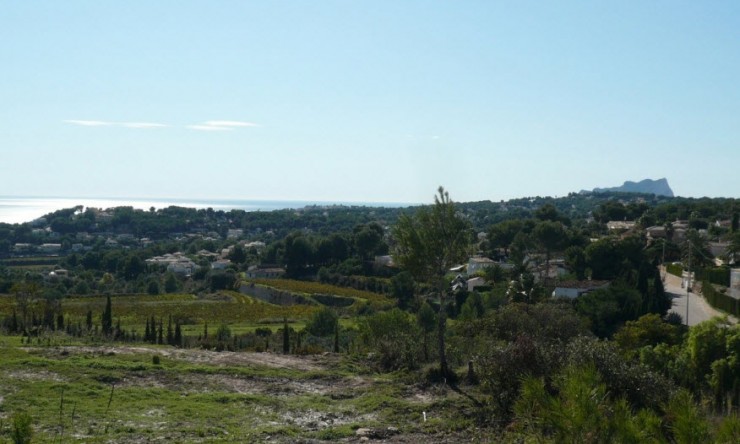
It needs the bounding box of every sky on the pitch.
[1,1,738,205]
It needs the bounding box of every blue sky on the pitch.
[1,1,738,204]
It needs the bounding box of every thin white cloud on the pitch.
[64,120,113,127]
[64,120,166,128]
[203,120,259,128]
[187,124,233,131]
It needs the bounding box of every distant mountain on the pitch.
[582,178,674,197]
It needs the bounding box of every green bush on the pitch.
[305,306,338,337]
[702,281,739,316]
[666,263,683,277]
[11,411,33,444]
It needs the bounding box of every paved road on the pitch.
[662,267,737,326]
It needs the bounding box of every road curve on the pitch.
[662,266,737,326]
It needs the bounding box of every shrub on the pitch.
[305,306,338,337]
[360,308,422,370]
[10,411,33,444]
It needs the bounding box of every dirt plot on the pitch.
[33,345,334,372]
[5,345,482,443]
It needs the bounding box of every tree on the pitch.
[390,271,415,310]
[487,219,524,257]
[305,306,338,337]
[164,273,179,293]
[102,295,112,336]
[392,186,471,379]
[681,229,713,271]
[533,220,566,279]
[283,317,290,354]
[417,302,437,361]
[564,246,587,280]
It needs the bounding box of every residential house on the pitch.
[607,221,636,231]
[246,266,285,279]
[552,280,610,299]
[227,229,244,239]
[467,256,496,276]
[39,243,62,255]
[212,259,232,270]
[467,276,487,292]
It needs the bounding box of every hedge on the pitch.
[696,267,731,287]
[701,280,739,317]
[666,263,683,277]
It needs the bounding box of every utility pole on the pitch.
[661,239,666,280]
[686,240,691,326]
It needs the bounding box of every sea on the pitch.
[0,196,412,225]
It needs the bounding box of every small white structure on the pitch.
[374,255,394,267]
[552,280,610,299]
[731,269,740,290]
[467,276,487,292]
[607,221,636,231]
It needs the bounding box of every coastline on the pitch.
[0,196,414,225]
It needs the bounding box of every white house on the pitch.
[552,280,610,299]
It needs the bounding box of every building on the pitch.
[607,221,636,231]
[246,266,285,279]
[212,259,233,270]
[39,243,62,255]
[467,256,496,276]
[552,280,610,299]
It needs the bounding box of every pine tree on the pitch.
[86,310,93,331]
[203,322,208,340]
[145,318,151,343]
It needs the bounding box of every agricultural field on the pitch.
[0,291,320,337]
[243,279,394,307]
[0,342,483,443]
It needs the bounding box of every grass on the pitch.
[0,292,319,336]
[0,338,480,442]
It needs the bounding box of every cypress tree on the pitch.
[102,295,112,336]
[333,322,340,353]
[158,319,164,345]
[86,310,93,331]
[166,315,173,345]
[282,317,290,354]
[150,316,157,344]
[145,318,151,343]
[174,320,182,347]
[203,322,208,340]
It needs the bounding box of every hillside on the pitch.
[583,178,675,197]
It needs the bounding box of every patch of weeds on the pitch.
[311,424,356,440]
